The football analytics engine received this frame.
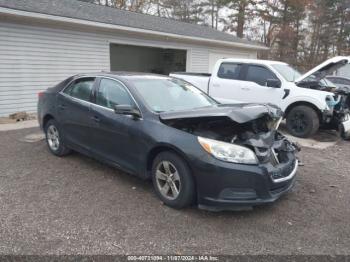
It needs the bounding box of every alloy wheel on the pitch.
[47,125,60,151]
[155,161,181,200]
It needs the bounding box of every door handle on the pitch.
[241,87,250,91]
[91,116,100,123]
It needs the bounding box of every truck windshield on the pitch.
[272,64,302,82]
[130,77,218,112]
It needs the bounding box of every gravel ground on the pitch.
[0,127,349,255]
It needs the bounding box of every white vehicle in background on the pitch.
[171,56,350,139]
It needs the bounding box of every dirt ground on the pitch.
[0,127,349,255]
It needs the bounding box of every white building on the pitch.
[0,0,267,116]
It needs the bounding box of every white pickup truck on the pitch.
[170,56,350,139]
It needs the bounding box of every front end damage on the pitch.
[235,129,299,183]
[327,88,350,139]
[296,56,350,139]
[160,104,299,208]
[160,104,299,167]
[303,83,350,139]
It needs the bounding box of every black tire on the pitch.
[44,119,71,156]
[151,151,195,209]
[339,124,350,140]
[286,105,320,138]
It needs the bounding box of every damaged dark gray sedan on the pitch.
[38,73,299,211]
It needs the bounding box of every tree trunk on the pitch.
[236,1,246,38]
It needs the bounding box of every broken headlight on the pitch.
[198,137,258,165]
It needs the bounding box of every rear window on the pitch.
[64,77,95,102]
[217,63,241,80]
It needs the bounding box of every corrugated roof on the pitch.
[0,0,266,49]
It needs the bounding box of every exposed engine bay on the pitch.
[298,80,350,136]
[160,104,299,166]
[295,57,350,138]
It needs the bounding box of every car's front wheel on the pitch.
[45,119,71,156]
[286,105,320,138]
[151,151,195,209]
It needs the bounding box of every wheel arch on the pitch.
[146,144,194,179]
[284,101,322,121]
[43,114,55,129]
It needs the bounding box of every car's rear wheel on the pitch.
[151,151,195,209]
[286,105,320,138]
[45,119,71,156]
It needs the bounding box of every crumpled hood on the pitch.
[159,103,283,124]
[296,56,350,84]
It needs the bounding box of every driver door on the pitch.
[240,64,285,105]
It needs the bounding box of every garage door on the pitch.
[110,44,187,75]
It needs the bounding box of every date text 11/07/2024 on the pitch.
[127,255,219,261]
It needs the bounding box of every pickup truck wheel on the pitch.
[286,105,320,138]
[151,152,195,209]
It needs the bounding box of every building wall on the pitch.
[0,21,258,116]
[0,22,110,116]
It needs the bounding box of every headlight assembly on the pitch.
[198,137,258,165]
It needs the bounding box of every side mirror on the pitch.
[114,104,141,119]
[266,79,281,88]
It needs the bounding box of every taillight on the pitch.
[38,92,44,98]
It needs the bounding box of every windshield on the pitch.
[130,77,218,112]
[272,64,302,82]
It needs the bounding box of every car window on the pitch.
[326,77,350,86]
[96,78,134,109]
[337,78,350,85]
[217,63,241,80]
[328,78,339,84]
[64,78,95,102]
[246,65,278,86]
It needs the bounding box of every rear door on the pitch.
[209,62,246,103]
[89,77,144,173]
[240,64,285,105]
[56,77,96,151]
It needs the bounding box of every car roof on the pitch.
[326,76,350,80]
[219,58,288,65]
[74,72,172,80]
